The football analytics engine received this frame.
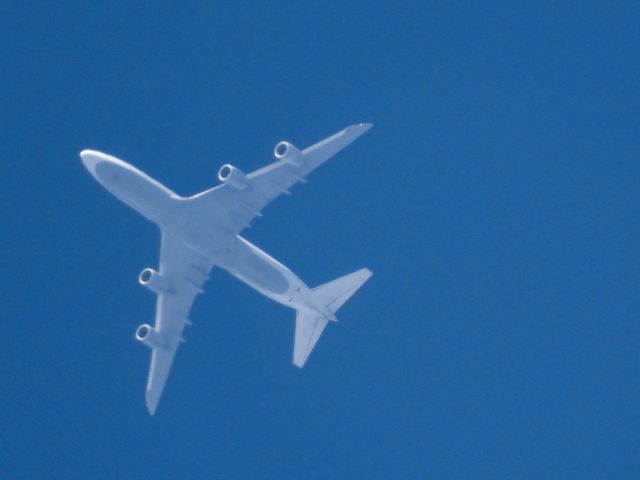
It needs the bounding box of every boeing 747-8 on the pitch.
[81,124,373,415]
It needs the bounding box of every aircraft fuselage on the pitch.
[81,151,332,318]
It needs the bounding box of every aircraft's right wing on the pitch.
[140,231,215,415]
[189,123,373,233]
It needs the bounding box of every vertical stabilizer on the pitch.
[293,268,372,367]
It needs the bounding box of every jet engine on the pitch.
[218,164,248,189]
[274,141,302,166]
[138,268,169,294]
[135,324,165,349]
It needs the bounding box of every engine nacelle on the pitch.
[274,141,302,166]
[138,268,169,294]
[218,164,248,189]
[135,324,166,349]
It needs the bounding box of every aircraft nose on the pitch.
[80,150,106,176]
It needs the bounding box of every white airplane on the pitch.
[81,123,373,415]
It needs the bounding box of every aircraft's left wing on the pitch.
[188,123,373,233]
[141,231,215,415]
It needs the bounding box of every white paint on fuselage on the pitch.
[80,150,332,318]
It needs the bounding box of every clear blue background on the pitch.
[2,2,638,478]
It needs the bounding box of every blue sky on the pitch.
[2,2,638,478]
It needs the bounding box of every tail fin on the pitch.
[293,268,372,367]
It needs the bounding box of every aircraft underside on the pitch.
[81,123,373,414]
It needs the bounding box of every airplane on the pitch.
[80,123,374,415]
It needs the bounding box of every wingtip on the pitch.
[362,268,373,279]
[345,123,373,137]
[146,390,158,416]
[346,123,374,135]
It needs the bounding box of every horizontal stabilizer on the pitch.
[293,313,329,368]
[312,268,373,313]
[293,268,372,367]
